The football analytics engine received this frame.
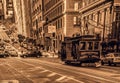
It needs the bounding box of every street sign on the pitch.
[48,25,56,33]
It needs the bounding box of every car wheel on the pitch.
[23,55,26,58]
[114,63,116,66]
[79,62,82,66]
[4,56,6,58]
[65,61,71,65]
[108,61,111,66]
[101,60,104,65]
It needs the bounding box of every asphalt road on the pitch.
[0,57,120,83]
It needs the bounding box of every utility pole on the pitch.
[103,9,106,41]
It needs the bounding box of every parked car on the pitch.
[29,50,42,58]
[101,53,120,66]
[0,49,9,58]
[7,49,18,57]
[20,49,42,58]
[20,50,29,58]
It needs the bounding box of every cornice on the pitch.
[79,0,107,13]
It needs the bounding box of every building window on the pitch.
[60,18,62,28]
[74,17,77,25]
[116,12,120,21]
[98,12,102,24]
[74,2,79,11]
[73,16,80,26]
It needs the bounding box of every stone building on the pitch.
[0,0,4,22]
[79,0,120,41]
[43,0,80,51]
[23,0,32,37]
[13,0,32,37]
[31,0,44,46]
[3,0,14,22]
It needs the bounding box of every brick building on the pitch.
[43,0,80,51]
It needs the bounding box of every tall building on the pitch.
[79,0,120,41]
[43,0,80,51]
[13,0,23,35]
[31,0,44,45]
[0,0,4,23]
[3,0,14,22]
[13,0,32,37]
[23,0,32,37]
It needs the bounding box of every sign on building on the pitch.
[48,25,56,33]
[45,33,52,37]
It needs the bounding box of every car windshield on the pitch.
[114,53,120,57]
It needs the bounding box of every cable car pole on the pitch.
[103,9,106,41]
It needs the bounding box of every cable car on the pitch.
[60,35,101,66]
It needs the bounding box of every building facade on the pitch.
[43,0,80,51]
[23,0,32,37]
[3,0,14,22]
[79,0,120,41]
[13,0,31,37]
[0,0,4,23]
[13,0,24,35]
[31,0,44,46]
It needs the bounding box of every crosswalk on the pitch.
[11,59,82,83]
[23,67,80,83]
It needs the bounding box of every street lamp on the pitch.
[39,20,46,50]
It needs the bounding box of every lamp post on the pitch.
[103,9,106,41]
[40,20,45,49]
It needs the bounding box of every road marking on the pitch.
[39,70,49,73]
[26,75,31,77]
[28,67,42,71]
[16,59,85,83]
[47,72,57,77]
[31,59,119,83]
[55,76,66,81]
[68,77,84,83]
[14,59,85,83]
[0,80,19,83]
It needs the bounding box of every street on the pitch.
[0,57,120,83]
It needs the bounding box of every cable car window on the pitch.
[88,42,93,50]
[66,43,72,52]
[80,42,86,50]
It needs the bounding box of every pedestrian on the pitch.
[58,50,61,58]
